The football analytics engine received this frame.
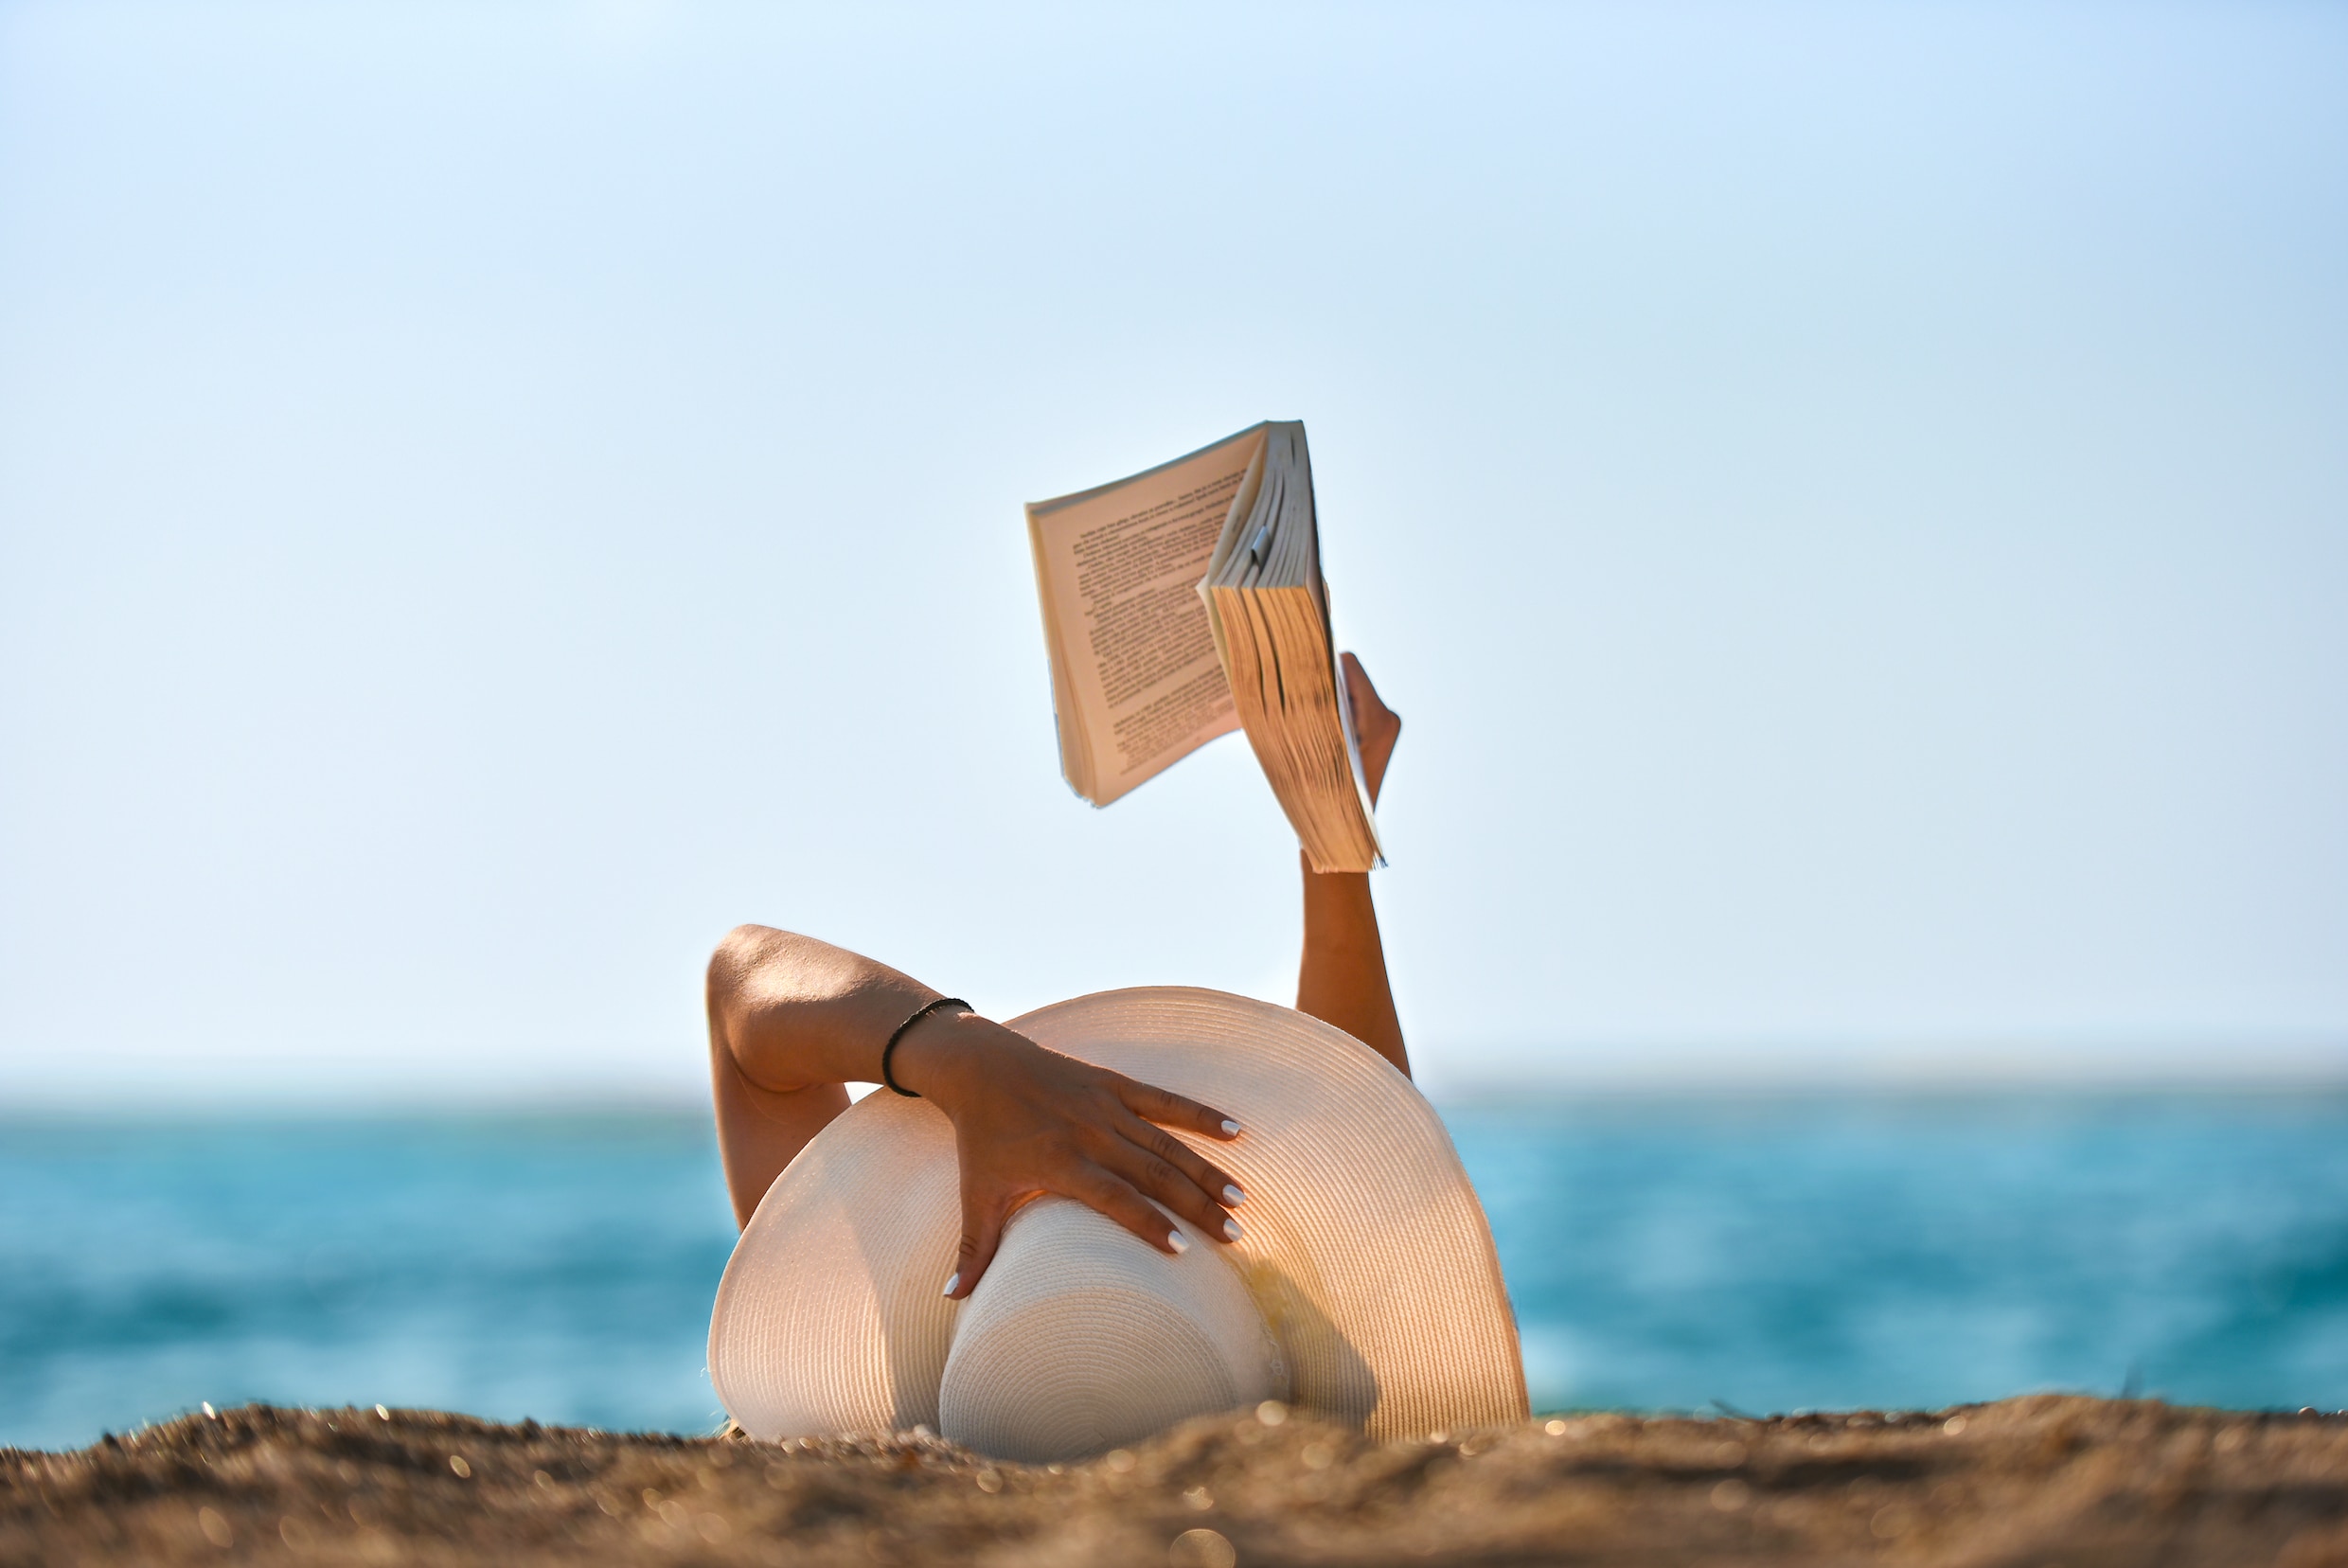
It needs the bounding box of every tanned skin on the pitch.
[706,654,1407,1298]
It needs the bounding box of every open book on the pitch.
[1025,421,1382,872]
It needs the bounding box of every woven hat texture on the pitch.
[707,987,1528,1454]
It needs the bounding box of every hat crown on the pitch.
[938,1199,1284,1463]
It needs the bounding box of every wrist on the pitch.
[1301,850,1373,900]
[887,1008,1000,1104]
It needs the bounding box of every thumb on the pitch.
[946,1185,1006,1301]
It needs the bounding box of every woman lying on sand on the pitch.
[701,657,1527,1461]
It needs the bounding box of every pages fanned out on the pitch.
[1199,422,1381,873]
[1026,420,1382,871]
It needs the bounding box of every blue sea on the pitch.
[5,1094,2346,1452]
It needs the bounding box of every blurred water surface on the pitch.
[1452,1093,2348,1417]
[0,1114,732,1451]
[4,1094,2344,1451]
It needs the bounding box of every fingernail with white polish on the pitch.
[1222,1184,1247,1206]
[1166,1231,1189,1255]
[942,1273,960,1297]
[1222,1217,1244,1242]
[1219,1119,1241,1136]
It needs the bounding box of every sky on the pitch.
[2,1,2343,1103]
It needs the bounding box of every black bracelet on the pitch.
[880,997,969,1097]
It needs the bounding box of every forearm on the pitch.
[1295,857,1409,1078]
[705,924,951,1226]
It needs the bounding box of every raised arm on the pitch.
[1295,653,1409,1077]
[707,929,1247,1296]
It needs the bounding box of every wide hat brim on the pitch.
[707,987,1529,1444]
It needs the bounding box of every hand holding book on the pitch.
[1296,651,1408,1074]
[1025,421,1385,871]
[1339,651,1401,811]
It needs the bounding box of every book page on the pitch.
[1026,426,1262,805]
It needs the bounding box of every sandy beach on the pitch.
[7,1395,2344,1566]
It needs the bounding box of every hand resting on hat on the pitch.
[706,655,1408,1297]
[706,933,1247,1298]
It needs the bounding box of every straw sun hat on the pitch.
[709,987,1528,1463]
